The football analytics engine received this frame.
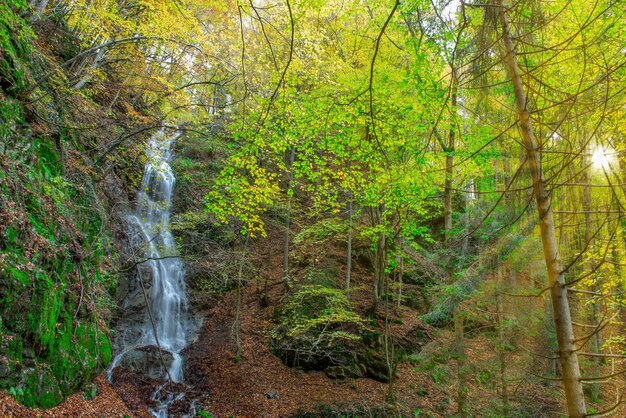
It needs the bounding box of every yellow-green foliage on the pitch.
[280,285,363,342]
[271,282,365,367]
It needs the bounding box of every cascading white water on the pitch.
[128,129,187,382]
[109,129,195,417]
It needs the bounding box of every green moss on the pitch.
[22,365,63,408]
[0,99,23,142]
[0,2,122,409]
[271,283,365,370]
[1,128,117,408]
[0,0,34,96]
[29,272,63,354]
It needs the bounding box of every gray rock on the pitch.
[22,348,36,367]
[118,345,174,380]
[325,365,362,380]
[0,358,11,379]
[325,366,347,379]
[266,391,280,400]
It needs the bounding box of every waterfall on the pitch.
[129,129,187,380]
[109,128,195,417]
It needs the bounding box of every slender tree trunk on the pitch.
[455,314,467,417]
[503,151,512,206]
[582,148,602,402]
[283,147,295,289]
[372,204,387,311]
[508,268,517,289]
[444,74,457,244]
[383,273,396,404]
[444,73,458,280]
[374,230,387,299]
[496,266,510,415]
[29,0,50,22]
[73,48,105,90]
[459,183,471,266]
[346,190,353,290]
[496,3,586,416]
[233,233,250,361]
[396,239,404,313]
[375,231,386,299]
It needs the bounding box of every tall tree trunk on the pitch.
[444,74,457,244]
[459,182,471,266]
[383,272,396,404]
[396,238,404,313]
[73,48,105,90]
[582,147,602,402]
[444,73,458,280]
[503,150,512,206]
[29,0,50,22]
[372,204,387,310]
[234,233,250,361]
[283,147,296,289]
[496,2,586,416]
[374,230,387,299]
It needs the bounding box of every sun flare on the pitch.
[591,146,615,170]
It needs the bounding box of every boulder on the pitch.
[118,345,175,380]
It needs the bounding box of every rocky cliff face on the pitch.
[0,2,149,407]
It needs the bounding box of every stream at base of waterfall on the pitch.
[108,129,199,418]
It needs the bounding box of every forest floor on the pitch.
[2,229,624,417]
[2,282,621,418]
[104,229,456,417]
[0,279,561,418]
[180,276,450,417]
[0,375,135,417]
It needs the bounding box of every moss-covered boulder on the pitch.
[270,280,392,382]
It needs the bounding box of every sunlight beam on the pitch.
[591,146,615,171]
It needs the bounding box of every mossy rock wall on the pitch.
[0,2,119,408]
[0,125,116,407]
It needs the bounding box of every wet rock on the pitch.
[0,358,11,379]
[121,288,150,314]
[120,263,155,315]
[22,348,36,368]
[118,345,175,380]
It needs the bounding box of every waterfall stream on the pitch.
[109,129,195,417]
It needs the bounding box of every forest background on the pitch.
[1,0,626,416]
